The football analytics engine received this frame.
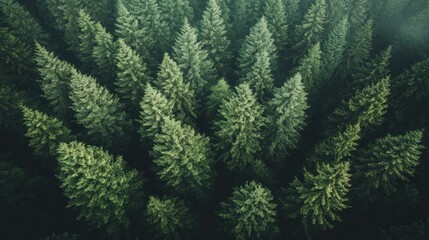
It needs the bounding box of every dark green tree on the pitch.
[352,46,392,88]
[263,0,289,53]
[293,43,322,94]
[57,141,143,235]
[92,22,116,81]
[0,27,34,75]
[205,78,233,121]
[325,0,350,32]
[232,0,264,40]
[77,10,97,67]
[158,0,193,48]
[219,181,278,240]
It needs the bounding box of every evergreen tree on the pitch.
[139,84,173,141]
[219,181,278,240]
[293,43,322,94]
[173,20,216,95]
[325,0,350,32]
[263,0,289,53]
[115,39,152,111]
[284,161,351,232]
[284,0,300,25]
[237,17,278,78]
[232,0,264,40]
[0,84,26,130]
[354,130,424,200]
[77,10,97,67]
[35,43,76,119]
[155,54,196,123]
[268,73,308,158]
[92,22,116,81]
[21,106,73,157]
[146,196,196,239]
[158,0,193,48]
[200,0,231,75]
[0,27,33,75]
[152,117,214,198]
[69,72,130,148]
[57,141,143,235]
[293,0,326,58]
[352,46,392,88]
[205,78,233,121]
[215,83,266,171]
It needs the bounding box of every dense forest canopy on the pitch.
[1,0,429,239]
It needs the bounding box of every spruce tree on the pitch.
[69,72,130,148]
[154,54,196,123]
[92,22,116,81]
[173,20,216,95]
[0,27,34,75]
[57,141,143,235]
[205,78,233,121]
[326,0,350,32]
[232,0,264,40]
[138,84,173,141]
[215,83,266,171]
[237,17,278,78]
[219,181,278,240]
[352,46,392,88]
[354,130,424,200]
[146,196,197,239]
[200,0,231,75]
[152,117,214,198]
[35,43,76,119]
[293,43,322,94]
[263,0,289,53]
[158,0,193,48]
[284,161,351,232]
[268,73,308,158]
[115,39,152,111]
[77,10,97,68]
[21,106,73,157]
[293,0,326,58]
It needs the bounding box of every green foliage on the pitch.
[155,54,196,123]
[263,0,289,52]
[201,0,231,75]
[153,118,214,198]
[0,27,33,75]
[42,232,79,240]
[158,0,193,48]
[21,106,72,157]
[146,196,196,239]
[0,159,26,204]
[173,20,216,95]
[353,46,392,88]
[325,0,350,32]
[0,84,26,130]
[284,161,351,231]
[268,73,308,157]
[232,0,264,40]
[293,43,322,94]
[215,83,266,171]
[219,181,278,240]
[205,78,233,121]
[57,141,143,235]
[77,10,97,67]
[69,72,130,148]
[354,130,424,200]
[92,22,116,81]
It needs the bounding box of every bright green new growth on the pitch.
[268,73,308,157]
[354,130,423,200]
[215,83,266,171]
[35,43,76,119]
[263,0,289,52]
[57,141,142,234]
[146,196,196,239]
[153,117,214,198]
[201,0,231,74]
[238,17,278,78]
[115,39,152,110]
[293,43,322,94]
[219,181,278,240]
[69,72,129,148]
[284,161,351,231]
[205,78,233,120]
[155,54,196,123]
[21,106,72,157]
[139,84,173,141]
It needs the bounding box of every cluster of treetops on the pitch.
[1,0,429,239]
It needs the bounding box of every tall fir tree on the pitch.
[268,73,308,158]
[92,22,116,82]
[154,54,196,123]
[200,0,231,75]
[205,78,233,121]
[263,0,289,53]
[69,72,130,148]
[293,43,322,94]
[352,46,392,88]
[57,141,143,235]
[158,0,193,48]
[173,20,216,95]
[232,0,264,40]
[284,161,351,232]
[77,10,97,68]
[284,0,300,25]
[219,181,278,240]
[152,117,214,198]
[215,83,266,171]
[325,0,350,32]
[0,27,34,75]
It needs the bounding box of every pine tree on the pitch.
[352,46,392,88]
[219,181,278,240]
[329,77,390,131]
[139,84,173,141]
[293,0,326,58]
[155,54,196,123]
[173,20,216,95]
[240,50,274,100]
[115,39,152,111]
[35,43,76,119]
[205,78,233,121]
[158,0,193,48]
[293,43,322,94]
[57,141,143,235]
[152,117,214,198]
[92,22,116,81]
[354,130,424,200]
[237,17,278,78]
[215,83,266,171]
[69,72,130,148]
[0,27,34,75]
[200,0,231,75]
[284,161,351,232]
[146,196,197,239]
[77,9,97,67]
[268,73,308,158]
[263,0,289,53]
